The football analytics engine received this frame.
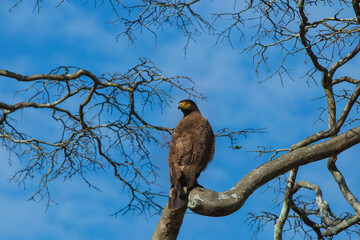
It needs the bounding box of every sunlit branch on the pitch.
[327,157,360,215]
[332,76,360,85]
[274,169,298,240]
[188,125,360,217]
[323,214,360,237]
[293,181,339,227]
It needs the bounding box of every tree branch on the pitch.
[298,0,328,75]
[0,69,133,91]
[293,181,338,228]
[0,59,202,215]
[152,201,187,240]
[353,0,360,23]
[323,214,360,237]
[188,125,360,216]
[329,40,360,77]
[290,202,324,239]
[274,168,298,240]
[291,83,360,149]
[327,157,360,215]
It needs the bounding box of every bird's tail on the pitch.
[169,185,187,209]
[168,195,186,209]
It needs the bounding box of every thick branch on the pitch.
[152,201,187,240]
[188,126,360,216]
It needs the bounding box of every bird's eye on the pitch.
[183,102,191,107]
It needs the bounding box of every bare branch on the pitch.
[215,128,267,150]
[152,201,187,240]
[292,83,360,149]
[323,214,360,237]
[290,203,324,239]
[188,125,360,217]
[293,181,339,228]
[111,0,212,44]
[0,59,202,215]
[327,157,360,215]
[353,0,360,23]
[329,40,360,77]
[0,69,132,91]
[332,76,360,85]
[274,169,298,240]
[298,0,328,77]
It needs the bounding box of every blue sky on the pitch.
[1,1,360,239]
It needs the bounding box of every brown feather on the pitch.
[168,101,215,209]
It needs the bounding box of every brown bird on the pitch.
[168,99,215,209]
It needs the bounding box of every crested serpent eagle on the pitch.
[168,99,215,209]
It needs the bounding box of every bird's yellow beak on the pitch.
[178,102,184,109]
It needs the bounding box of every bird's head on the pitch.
[178,99,199,116]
